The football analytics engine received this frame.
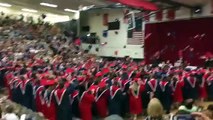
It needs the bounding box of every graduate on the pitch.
[10,76,22,104]
[140,75,150,113]
[120,76,130,117]
[43,79,57,120]
[16,75,33,109]
[70,89,80,118]
[0,66,7,88]
[197,69,208,101]
[157,75,173,113]
[147,77,158,98]
[108,80,123,116]
[129,78,145,120]
[120,65,129,80]
[120,65,132,117]
[54,78,75,120]
[95,81,110,118]
[33,79,44,112]
[79,87,95,120]
[4,68,14,100]
[69,76,80,118]
[171,75,184,105]
[182,72,199,100]
[206,72,213,100]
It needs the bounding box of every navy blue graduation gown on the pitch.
[207,76,213,100]
[20,80,33,109]
[12,79,33,109]
[182,77,199,100]
[54,85,75,120]
[147,79,158,98]
[157,81,173,113]
[120,80,130,116]
[108,86,122,116]
[11,79,22,104]
[32,85,44,112]
[0,68,7,88]
[71,90,80,118]
[141,79,150,110]
[121,72,129,80]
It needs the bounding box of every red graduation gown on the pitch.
[5,72,14,99]
[34,86,45,113]
[129,85,145,114]
[79,91,95,120]
[95,89,110,118]
[171,80,184,103]
[45,90,57,120]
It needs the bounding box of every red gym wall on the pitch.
[144,17,213,66]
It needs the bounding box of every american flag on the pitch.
[127,31,144,45]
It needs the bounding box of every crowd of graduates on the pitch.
[0,15,213,120]
[1,49,213,120]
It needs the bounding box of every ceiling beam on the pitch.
[151,0,195,9]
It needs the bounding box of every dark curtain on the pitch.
[144,17,213,66]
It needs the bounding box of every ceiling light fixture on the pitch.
[64,8,78,13]
[40,2,58,8]
[0,3,12,7]
[21,8,38,13]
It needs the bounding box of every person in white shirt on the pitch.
[1,105,19,120]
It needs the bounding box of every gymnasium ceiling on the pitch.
[0,0,210,15]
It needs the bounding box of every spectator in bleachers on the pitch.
[1,105,19,120]
[146,98,165,120]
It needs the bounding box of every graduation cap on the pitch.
[122,65,128,69]
[102,68,110,75]
[66,68,74,74]
[98,81,107,88]
[95,71,103,77]
[88,85,99,94]
[133,77,140,82]
[40,79,56,86]
[77,76,85,82]
[196,68,206,75]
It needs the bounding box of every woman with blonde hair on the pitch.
[146,98,164,120]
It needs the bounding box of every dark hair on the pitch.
[58,79,65,88]
[184,100,194,110]
[207,104,213,111]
